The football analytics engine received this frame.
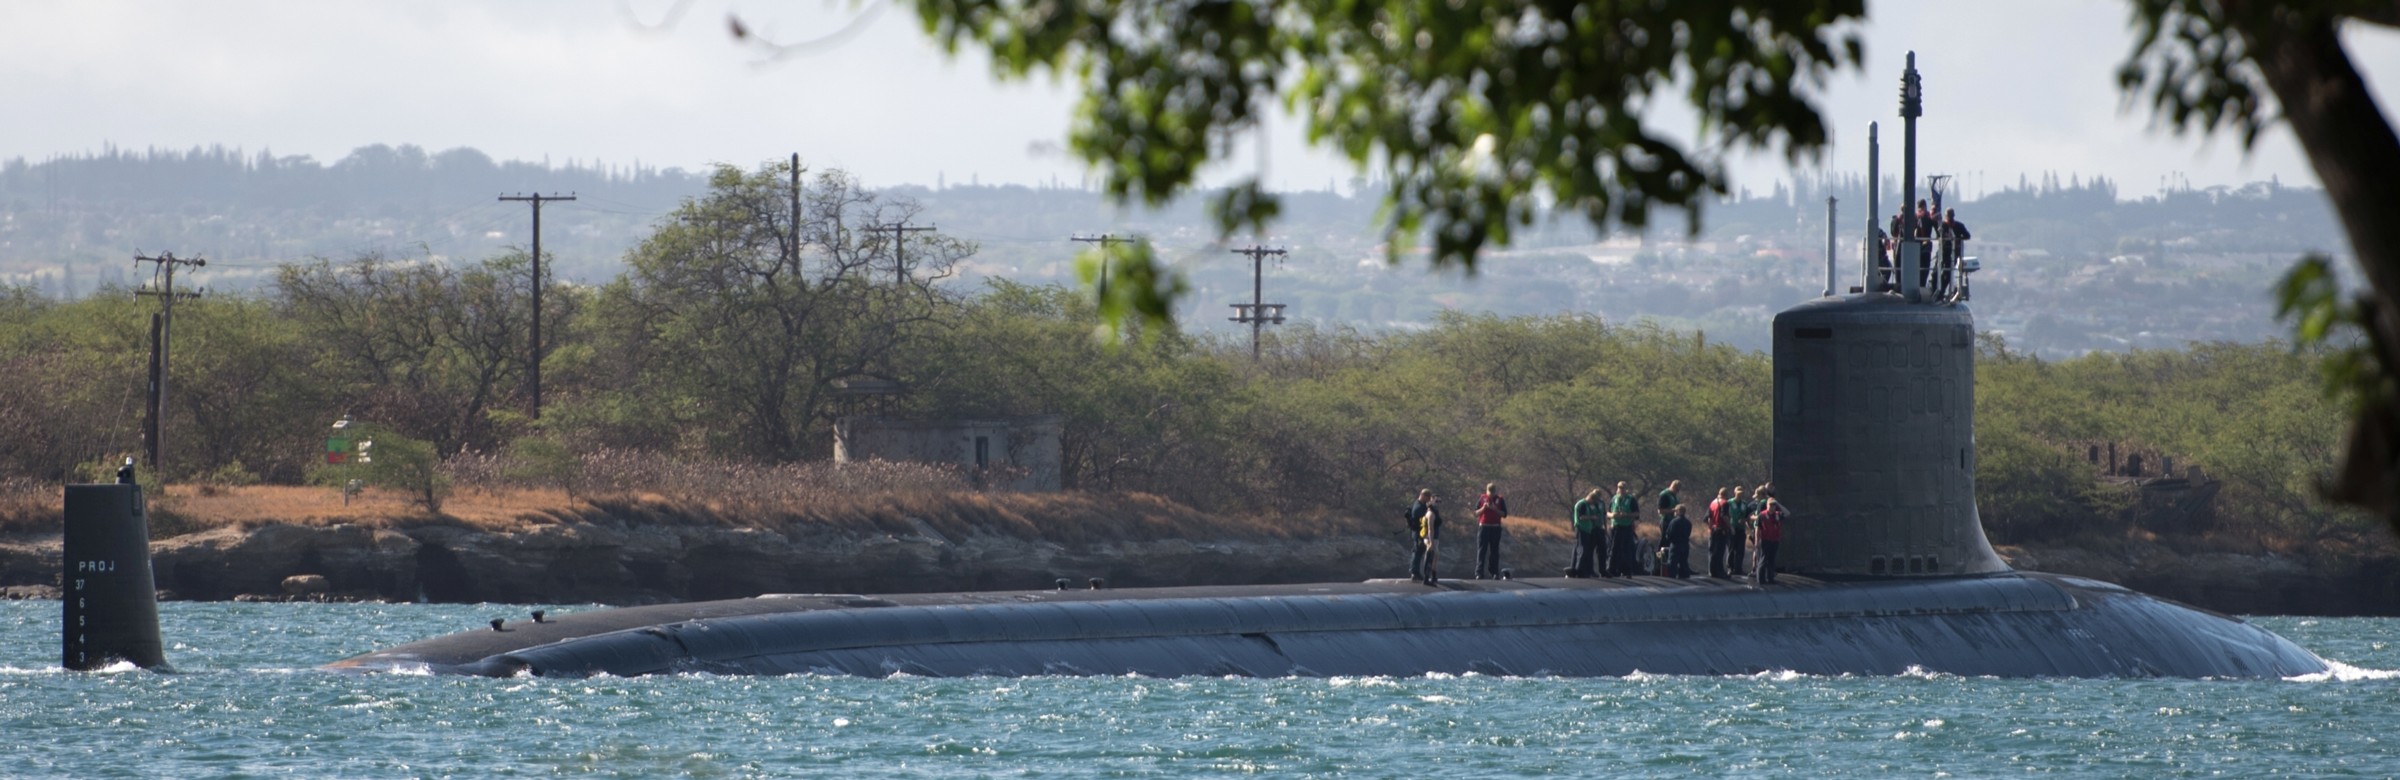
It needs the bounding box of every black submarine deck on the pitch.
[327,572,2327,679]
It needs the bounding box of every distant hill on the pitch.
[0,144,2351,357]
[0,144,708,292]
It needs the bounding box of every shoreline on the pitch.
[3,486,2393,615]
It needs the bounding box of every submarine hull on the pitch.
[328,572,2325,679]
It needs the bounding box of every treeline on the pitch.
[0,143,701,211]
[0,160,2365,543]
[1704,170,2340,258]
[1972,338,2361,542]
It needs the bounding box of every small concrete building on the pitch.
[834,415,1064,492]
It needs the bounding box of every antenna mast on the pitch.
[1899,52,1925,303]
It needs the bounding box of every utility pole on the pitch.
[134,251,205,482]
[498,192,575,420]
[1070,233,1136,301]
[875,221,936,285]
[801,152,820,273]
[1227,244,1289,361]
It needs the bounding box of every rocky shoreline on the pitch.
[3,520,2394,616]
[0,519,1399,606]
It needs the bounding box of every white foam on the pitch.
[2283,658,2400,682]
[1326,676,1401,689]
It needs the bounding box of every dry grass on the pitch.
[0,460,1724,548]
[0,481,1457,544]
[0,477,57,536]
[170,484,570,532]
[1,447,1593,545]
[0,483,552,536]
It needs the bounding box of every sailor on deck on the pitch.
[1706,487,1733,578]
[1664,505,1694,579]
[1568,489,1605,578]
[1726,486,1752,578]
[1755,490,1788,585]
[1603,482,1639,578]
[1405,489,1432,581]
[1473,483,1509,579]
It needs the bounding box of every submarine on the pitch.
[329,53,2329,680]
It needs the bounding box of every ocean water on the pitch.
[1,602,2394,779]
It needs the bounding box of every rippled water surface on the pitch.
[2,602,2394,778]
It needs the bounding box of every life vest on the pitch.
[1607,494,1638,526]
[1573,499,1604,530]
[1707,499,1728,533]
[1757,501,1786,542]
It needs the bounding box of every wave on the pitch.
[2284,658,2400,682]
[0,661,141,675]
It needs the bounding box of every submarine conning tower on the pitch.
[1773,51,2007,578]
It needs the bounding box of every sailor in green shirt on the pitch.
[1568,489,1605,577]
[1604,482,1640,577]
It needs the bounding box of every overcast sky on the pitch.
[4,1,2396,200]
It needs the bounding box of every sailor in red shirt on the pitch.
[1473,483,1509,579]
[1706,487,1733,578]
[1755,489,1788,585]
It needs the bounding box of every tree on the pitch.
[276,251,555,457]
[593,162,969,461]
[911,0,1864,326]
[165,296,326,483]
[0,288,147,481]
[339,423,447,512]
[2119,2,2400,525]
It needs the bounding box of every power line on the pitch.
[498,192,576,420]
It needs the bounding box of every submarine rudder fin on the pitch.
[62,482,171,672]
